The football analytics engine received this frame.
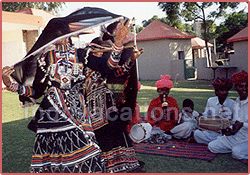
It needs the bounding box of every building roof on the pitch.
[123,32,134,45]
[15,8,55,16]
[15,8,57,27]
[227,27,248,43]
[134,20,196,42]
[2,11,43,26]
[3,9,95,34]
[191,37,213,49]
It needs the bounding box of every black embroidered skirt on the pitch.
[30,122,104,173]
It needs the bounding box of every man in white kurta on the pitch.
[208,70,248,160]
[194,77,235,145]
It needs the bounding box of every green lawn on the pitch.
[2,80,248,173]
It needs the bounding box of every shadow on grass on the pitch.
[2,117,35,173]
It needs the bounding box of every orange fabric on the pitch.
[145,96,179,132]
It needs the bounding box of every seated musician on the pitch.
[193,77,235,144]
[145,75,179,133]
[169,99,200,140]
[208,70,248,160]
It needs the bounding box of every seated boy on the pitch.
[170,99,200,139]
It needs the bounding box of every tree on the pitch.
[157,2,181,28]
[2,2,66,15]
[183,23,197,36]
[216,10,248,51]
[158,2,241,66]
[142,15,169,27]
[141,15,196,36]
[129,25,144,34]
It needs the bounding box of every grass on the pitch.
[1,80,248,173]
[2,91,37,173]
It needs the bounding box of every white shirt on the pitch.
[202,96,235,119]
[178,110,199,123]
[232,97,248,141]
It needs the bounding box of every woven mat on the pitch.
[133,139,217,161]
[240,159,248,165]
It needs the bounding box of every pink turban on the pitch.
[231,70,248,85]
[155,75,173,89]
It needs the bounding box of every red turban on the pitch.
[231,70,248,85]
[155,75,173,89]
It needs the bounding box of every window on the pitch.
[178,51,185,60]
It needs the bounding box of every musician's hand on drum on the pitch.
[2,66,15,88]
[199,116,232,133]
[231,121,243,135]
[221,127,232,136]
[114,18,132,47]
[130,47,144,61]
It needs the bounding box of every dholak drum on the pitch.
[198,116,232,133]
[129,123,152,143]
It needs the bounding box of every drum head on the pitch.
[130,124,145,141]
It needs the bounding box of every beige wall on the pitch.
[2,30,24,67]
[196,40,248,80]
[196,58,213,80]
[2,22,40,67]
[230,41,248,73]
[2,22,41,32]
[136,38,192,80]
[168,39,193,61]
[170,59,185,80]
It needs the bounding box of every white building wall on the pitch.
[2,30,24,67]
[136,38,192,80]
[2,22,42,68]
[136,39,171,80]
[196,58,213,80]
[211,41,248,80]
[230,41,248,73]
[2,22,41,32]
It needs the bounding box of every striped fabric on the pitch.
[30,124,103,173]
[103,146,140,173]
[107,44,123,69]
[133,140,218,161]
